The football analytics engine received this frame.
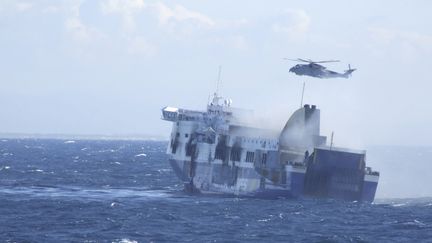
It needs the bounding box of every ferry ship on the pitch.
[161,93,379,202]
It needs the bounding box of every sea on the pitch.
[1,139,432,242]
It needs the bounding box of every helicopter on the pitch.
[285,58,356,79]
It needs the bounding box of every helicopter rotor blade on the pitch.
[313,60,340,63]
[283,58,311,63]
[302,58,338,63]
[298,58,312,63]
[283,58,340,63]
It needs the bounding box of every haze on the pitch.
[1,0,431,148]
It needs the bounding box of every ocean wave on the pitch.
[0,186,174,201]
[113,239,138,243]
[0,165,11,171]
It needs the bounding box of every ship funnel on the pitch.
[279,104,326,150]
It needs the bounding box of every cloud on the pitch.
[272,9,311,39]
[100,0,146,32]
[101,1,215,33]
[65,1,103,44]
[101,0,145,14]
[99,1,217,54]
[151,2,215,27]
[65,17,93,43]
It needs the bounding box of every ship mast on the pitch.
[300,81,306,108]
[211,65,223,106]
[216,65,222,96]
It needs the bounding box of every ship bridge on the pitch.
[161,106,205,122]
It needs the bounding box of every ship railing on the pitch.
[286,161,306,167]
[365,166,380,176]
[161,107,207,122]
[177,114,202,122]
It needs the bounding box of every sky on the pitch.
[1,0,431,147]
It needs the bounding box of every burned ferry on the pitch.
[161,93,379,202]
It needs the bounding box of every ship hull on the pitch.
[169,155,379,202]
[361,175,379,202]
[169,159,305,199]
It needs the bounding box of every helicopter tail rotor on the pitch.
[345,64,356,72]
[343,64,357,78]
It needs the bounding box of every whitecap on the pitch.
[257,218,271,222]
[402,219,426,227]
[0,186,173,203]
[27,169,45,173]
[135,153,147,157]
[414,219,426,226]
[115,239,138,243]
[64,140,75,144]
[225,215,240,219]
[0,166,10,171]
[100,149,116,153]
[1,139,7,142]
[114,162,121,165]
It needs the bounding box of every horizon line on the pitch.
[0,132,169,141]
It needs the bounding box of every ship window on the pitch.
[215,143,226,160]
[176,132,180,137]
[215,150,225,160]
[261,153,267,165]
[172,139,178,154]
[246,152,255,163]
[230,148,241,162]
[185,133,189,138]
[185,143,194,157]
